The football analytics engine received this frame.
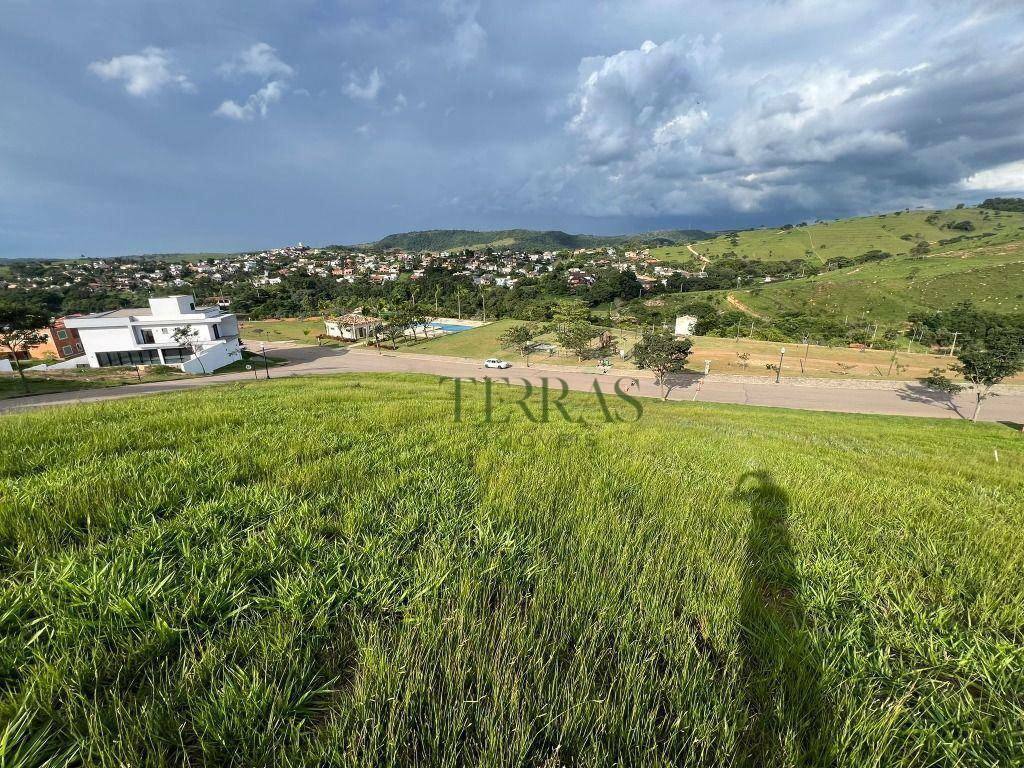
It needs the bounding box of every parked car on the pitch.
[484,358,512,369]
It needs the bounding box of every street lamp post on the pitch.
[775,346,786,384]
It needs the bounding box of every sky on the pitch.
[3,0,1024,259]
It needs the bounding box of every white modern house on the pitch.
[64,295,242,373]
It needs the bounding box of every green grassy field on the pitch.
[1,375,1022,766]
[241,319,337,345]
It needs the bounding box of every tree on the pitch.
[551,300,590,330]
[499,324,538,366]
[633,329,693,398]
[953,336,1024,421]
[0,302,49,394]
[919,367,965,395]
[382,308,413,349]
[171,325,207,374]
[556,322,599,362]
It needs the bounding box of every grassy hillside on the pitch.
[646,207,1024,323]
[729,239,1024,323]
[358,228,708,253]
[2,375,1022,766]
[656,208,1024,266]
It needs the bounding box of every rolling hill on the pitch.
[661,206,1024,324]
[655,207,1024,266]
[353,227,709,253]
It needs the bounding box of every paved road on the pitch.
[2,344,1022,424]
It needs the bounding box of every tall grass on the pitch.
[1,374,1022,766]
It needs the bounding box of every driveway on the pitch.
[2,342,1022,425]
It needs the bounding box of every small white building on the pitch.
[674,315,699,336]
[325,312,382,341]
[65,295,241,373]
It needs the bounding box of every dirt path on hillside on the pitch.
[687,243,711,267]
[726,294,768,320]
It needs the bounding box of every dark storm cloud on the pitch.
[1,0,1023,257]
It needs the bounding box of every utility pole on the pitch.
[775,346,786,384]
[948,331,959,358]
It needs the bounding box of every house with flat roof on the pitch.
[64,295,241,373]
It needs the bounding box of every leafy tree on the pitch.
[633,329,693,398]
[556,322,600,362]
[953,336,1024,421]
[919,367,964,395]
[0,301,49,393]
[551,300,590,330]
[979,197,1024,212]
[382,308,413,349]
[499,324,538,367]
[171,325,207,374]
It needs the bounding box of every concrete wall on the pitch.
[77,326,139,366]
[180,340,241,374]
[150,295,196,317]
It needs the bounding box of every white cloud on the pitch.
[219,42,294,80]
[440,0,486,66]
[963,159,1024,191]
[343,68,383,102]
[390,92,408,114]
[213,80,285,121]
[567,35,720,165]
[88,47,194,97]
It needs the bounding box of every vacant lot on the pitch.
[1,375,1021,766]
[240,318,338,345]
[407,320,965,381]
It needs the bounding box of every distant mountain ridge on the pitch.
[348,228,710,253]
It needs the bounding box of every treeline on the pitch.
[908,302,1024,350]
[979,197,1024,213]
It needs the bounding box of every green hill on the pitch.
[733,239,1024,322]
[355,227,709,253]
[2,374,1022,765]
[653,207,1024,324]
[656,207,1024,266]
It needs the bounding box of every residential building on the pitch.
[33,316,86,359]
[65,295,241,373]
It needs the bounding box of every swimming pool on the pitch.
[428,323,474,333]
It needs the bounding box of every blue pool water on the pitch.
[428,323,473,333]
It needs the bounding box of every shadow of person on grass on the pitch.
[732,471,831,767]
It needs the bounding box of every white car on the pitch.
[484,358,512,369]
